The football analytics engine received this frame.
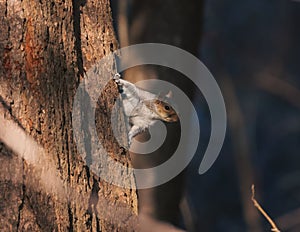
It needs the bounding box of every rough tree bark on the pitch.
[0,0,137,231]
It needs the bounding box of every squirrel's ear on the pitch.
[157,92,164,99]
[165,91,173,99]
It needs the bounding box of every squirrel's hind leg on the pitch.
[128,125,144,145]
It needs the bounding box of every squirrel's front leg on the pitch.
[113,74,137,94]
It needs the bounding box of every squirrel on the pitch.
[113,74,179,145]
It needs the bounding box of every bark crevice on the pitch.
[16,160,25,231]
[72,0,86,78]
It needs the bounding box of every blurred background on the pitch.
[111,0,300,231]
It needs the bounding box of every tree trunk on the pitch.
[0,0,137,231]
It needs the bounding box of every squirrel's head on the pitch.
[143,91,179,122]
[152,99,179,122]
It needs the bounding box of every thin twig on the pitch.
[251,185,281,232]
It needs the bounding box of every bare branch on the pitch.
[251,185,281,232]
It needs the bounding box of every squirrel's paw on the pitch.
[113,73,121,82]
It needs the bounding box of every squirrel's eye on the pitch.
[164,105,170,111]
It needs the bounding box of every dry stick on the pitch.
[251,185,281,232]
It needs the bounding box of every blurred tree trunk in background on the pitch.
[119,0,204,229]
[0,0,137,231]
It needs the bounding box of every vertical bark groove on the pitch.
[16,161,25,231]
[72,0,86,78]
